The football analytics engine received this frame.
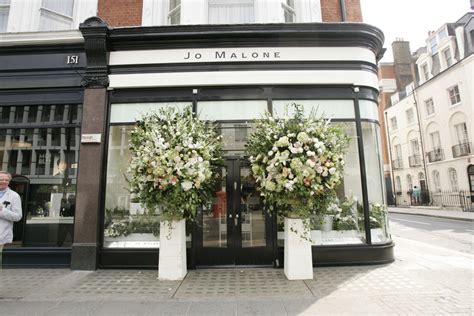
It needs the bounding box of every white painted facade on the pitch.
[1,0,98,33]
[142,0,322,26]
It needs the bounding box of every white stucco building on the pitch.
[385,12,474,209]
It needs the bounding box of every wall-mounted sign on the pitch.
[81,134,101,143]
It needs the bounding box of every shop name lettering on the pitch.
[184,51,281,60]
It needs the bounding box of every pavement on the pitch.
[388,206,474,221]
[0,208,472,315]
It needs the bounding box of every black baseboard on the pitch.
[2,247,71,268]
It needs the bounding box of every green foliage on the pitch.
[128,106,223,221]
[246,104,350,219]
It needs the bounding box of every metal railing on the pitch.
[408,154,422,167]
[392,158,403,169]
[399,190,473,212]
[452,142,471,158]
[427,148,444,162]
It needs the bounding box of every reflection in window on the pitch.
[209,0,255,24]
[0,0,11,33]
[39,0,74,31]
[0,104,82,248]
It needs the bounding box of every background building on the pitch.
[383,12,473,210]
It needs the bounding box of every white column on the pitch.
[284,217,313,280]
[158,219,187,280]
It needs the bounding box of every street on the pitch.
[389,213,474,254]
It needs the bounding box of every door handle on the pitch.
[234,214,239,227]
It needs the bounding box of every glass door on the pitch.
[194,158,274,266]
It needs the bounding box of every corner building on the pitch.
[1,0,394,269]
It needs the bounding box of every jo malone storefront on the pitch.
[3,17,394,269]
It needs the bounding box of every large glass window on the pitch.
[362,122,390,243]
[273,100,355,119]
[0,104,81,248]
[168,0,181,25]
[104,102,192,248]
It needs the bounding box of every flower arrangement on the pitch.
[246,104,350,218]
[332,196,359,231]
[368,202,388,229]
[128,106,222,222]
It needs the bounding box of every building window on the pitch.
[421,63,429,81]
[429,131,441,149]
[438,27,448,40]
[448,168,459,191]
[432,170,441,191]
[454,122,469,144]
[443,48,453,67]
[424,98,435,116]
[390,117,398,131]
[405,108,414,124]
[448,85,461,105]
[410,139,420,156]
[0,0,10,33]
[168,0,181,25]
[395,176,402,193]
[39,0,75,31]
[209,0,255,24]
[282,0,295,22]
[406,174,413,191]
[429,36,438,54]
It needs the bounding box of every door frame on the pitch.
[193,157,275,266]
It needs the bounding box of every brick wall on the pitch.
[98,0,143,27]
[321,0,362,22]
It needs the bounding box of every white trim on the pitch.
[0,30,83,46]
[109,70,379,89]
[109,47,376,65]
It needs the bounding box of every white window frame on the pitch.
[432,170,441,192]
[421,63,430,81]
[167,0,181,25]
[406,174,413,191]
[394,144,402,159]
[390,117,398,131]
[395,176,402,192]
[429,131,441,150]
[443,47,453,67]
[448,85,461,106]
[410,138,420,156]
[454,122,469,144]
[0,0,10,33]
[448,168,459,192]
[281,0,295,23]
[424,98,435,116]
[405,108,414,124]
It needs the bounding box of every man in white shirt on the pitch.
[0,171,23,268]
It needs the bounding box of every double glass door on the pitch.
[194,158,274,266]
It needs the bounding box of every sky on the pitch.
[360,0,472,62]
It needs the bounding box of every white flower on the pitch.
[329,167,336,174]
[306,151,315,157]
[268,150,274,156]
[181,181,193,192]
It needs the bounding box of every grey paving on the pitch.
[1,207,473,315]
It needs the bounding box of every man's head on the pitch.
[0,171,12,191]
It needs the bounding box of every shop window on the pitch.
[53,105,65,122]
[39,0,74,31]
[209,0,255,24]
[0,0,10,33]
[282,0,295,22]
[362,122,390,243]
[425,98,435,116]
[0,104,82,248]
[273,100,355,119]
[0,106,11,124]
[448,85,461,105]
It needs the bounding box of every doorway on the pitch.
[194,157,274,266]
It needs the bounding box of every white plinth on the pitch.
[284,217,313,280]
[158,219,187,280]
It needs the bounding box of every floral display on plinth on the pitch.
[128,106,222,222]
[246,104,350,219]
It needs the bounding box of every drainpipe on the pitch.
[411,89,431,198]
[384,111,397,206]
[339,0,347,21]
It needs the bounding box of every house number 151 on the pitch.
[67,55,79,64]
